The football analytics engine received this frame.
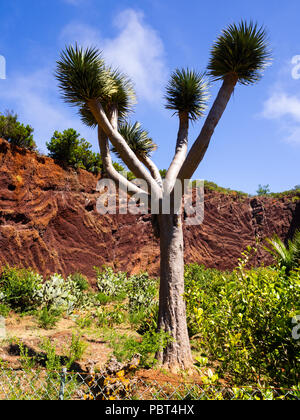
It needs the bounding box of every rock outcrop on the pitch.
[0,138,298,280]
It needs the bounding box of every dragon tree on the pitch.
[55,21,271,371]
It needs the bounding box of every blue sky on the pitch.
[0,0,299,194]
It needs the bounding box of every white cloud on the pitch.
[63,0,84,6]
[262,91,300,122]
[0,9,167,152]
[60,9,168,103]
[0,68,96,152]
[262,90,300,145]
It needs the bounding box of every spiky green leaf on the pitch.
[112,122,157,158]
[165,68,209,121]
[208,20,272,85]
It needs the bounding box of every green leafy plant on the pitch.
[46,129,103,175]
[184,262,300,386]
[0,267,43,312]
[127,273,158,314]
[34,273,90,314]
[37,307,62,330]
[104,328,173,368]
[265,230,300,274]
[95,266,129,299]
[96,305,127,327]
[257,184,271,196]
[0,303,10,317]
[69,273,89,292]
[0,111,36,150]
[67,333,87,367]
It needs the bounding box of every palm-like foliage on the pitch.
[56,44,136,128]
[79,68,136,128]
[55,45,117,108]
[165,68,209,121]
[108,68,136,120]
[265,230,300,273]
[207,20,271,85]
[112,122,157,159]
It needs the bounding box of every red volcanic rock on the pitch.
[0,138,298,280]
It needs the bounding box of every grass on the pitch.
[0,260,299,397]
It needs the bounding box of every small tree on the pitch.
[55,21,271,371]
[46,128,103,175]
[0,111,36,150]
[257,184,271,196]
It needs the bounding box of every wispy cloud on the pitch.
[263,91,300,122]
[262,90,300,144]
[261,58,300,145]
[60,9,168,103]
[0,68,95,152]
[62,0,85,6]
[0,9,168,151]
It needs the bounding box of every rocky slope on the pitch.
[0,138,298,280]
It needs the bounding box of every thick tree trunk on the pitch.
[156,212,193,372]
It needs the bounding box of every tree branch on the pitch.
[98,127,147,197]
[178,74,238,183]
[137,153,163,188]
[89,100,162,200]
[164,112,189,194]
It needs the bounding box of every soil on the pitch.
[0,312,111,372]
[0,138,299,281]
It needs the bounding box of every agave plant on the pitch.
[265,230,300,273]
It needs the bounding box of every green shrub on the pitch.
[256,184,271,196]
[104,328,173,368]
[0,303,10,317]
[204,180,248,197]
[127,273,158,313]
[37,307,62,330]
[96,305,127,327]
[46,129,102,175]
[0,111,36,150]
[34,273,91,314]
[265,230,300,274]
[95,266,129,299]
[185,263,300,386]
[69,273,89,291]
[95,292,111,305]
[67,333,87,366]
[0,267,42,312]
[134,304,159,335]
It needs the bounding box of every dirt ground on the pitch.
[0,312,204,388]
[0,312,111,372]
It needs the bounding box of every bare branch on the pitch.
[89,99,162,200]
[98,127,147,197]
[164,113,189,194]
[178,74,238,183]
[137,153,163,188]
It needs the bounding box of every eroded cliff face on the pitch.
[0,138,298,280]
